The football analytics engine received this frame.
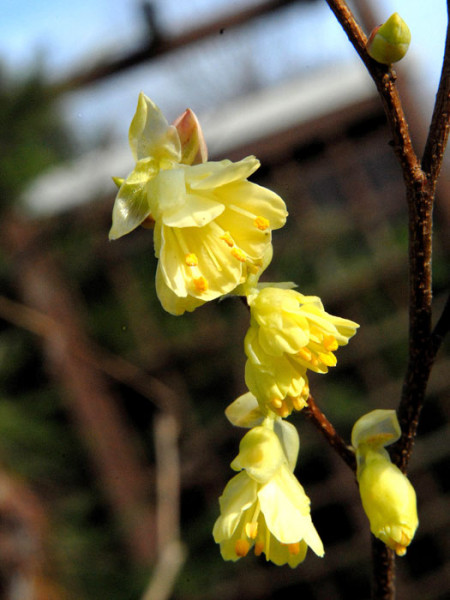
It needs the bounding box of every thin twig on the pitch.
[323,3,449,600]
[421,1,450,183]
[371,538,395,600]
[325,0,421,181]
[431,293,450,357]
[141,414,186,600]
[393,2,450,473]
[303,395,356,471]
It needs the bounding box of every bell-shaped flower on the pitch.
[110,94,287,314]
[244,286,359,416]
[352,410,418,556]
[213,424,324,567]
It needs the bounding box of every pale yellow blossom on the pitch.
[110,94,287,314]
[244,286,359,416]
[213,424,324,567]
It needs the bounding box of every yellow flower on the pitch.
[352,410,418,556]
[110,93,287,314]
[244,286,359,416]
[213,424,324,567]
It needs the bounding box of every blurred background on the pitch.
[0,0,449,599]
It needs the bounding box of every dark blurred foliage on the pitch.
[0,63,74,210]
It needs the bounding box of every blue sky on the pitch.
[1,0,447,147]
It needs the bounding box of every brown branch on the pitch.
[303,394,356,471]
[371,538,395,600]
[393,2,450,472]
[325,0,421,181]
[325,0,450,470]
[323,3,445,599]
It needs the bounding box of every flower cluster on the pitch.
[244,287,359,417]
[110,95,416,567]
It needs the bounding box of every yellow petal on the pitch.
[225,392,265,428]
[351,409,401,450]
[109,158,157,240]
[213,471,257,541]
[129,92,181,162]
[258,467,324,556]
[188,156,260,190]
[231,427,285,484]
[158,223,243,301]
[155,266,206,315]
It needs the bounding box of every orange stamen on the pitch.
[231,247,247,262]
[220,232,234,247]
[193,277,208,292]
[254,216,270,231]
[235,539,250,557]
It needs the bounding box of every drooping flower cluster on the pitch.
[244,286,359,417]
[213,394,324,567]
[352,410,418,556]
[110,95,417,567]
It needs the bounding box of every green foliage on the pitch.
[0,63,74,210]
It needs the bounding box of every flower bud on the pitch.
[172,108,208,165]
[352,410,418,555]
[366,13,411,64]
[356,448,418,556]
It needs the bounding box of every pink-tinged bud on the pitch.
[172,108,208,165]
[366,13,411,65]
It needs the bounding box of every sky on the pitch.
[0,0,447,148]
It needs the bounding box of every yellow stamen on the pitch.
[292,395,308,412]
[394,544,406,556]
[276,401,290,418]
[235,539,250,557]
[220,232,234,247]
[297,347,312,362]
[254,216,270,230]
[193,276,208,292]
[231,247,247,262]
[245,521,258,539]
[247,263,260,275]
[393,532,410,556]
[323,334,338,351]
[270,398,283,409]
[185,253,198,267]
